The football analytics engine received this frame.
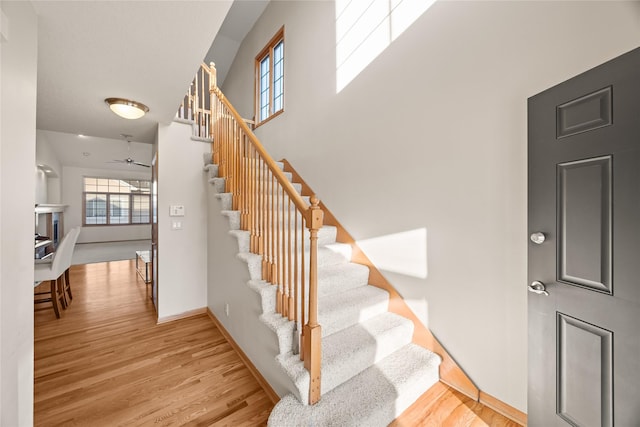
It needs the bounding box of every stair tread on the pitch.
[317,262,369,297]
[318,285,389,337]
[268,343,441,426]
[277,312,414,400]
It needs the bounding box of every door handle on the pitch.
[528,280,549,296]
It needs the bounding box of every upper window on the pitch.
[255,27,284,126]
[83,177,151,226]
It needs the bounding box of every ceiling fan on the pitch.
[110,134,150,168]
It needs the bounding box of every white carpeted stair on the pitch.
[204,161,441,426]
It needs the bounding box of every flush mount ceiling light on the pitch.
[104,98,149,120]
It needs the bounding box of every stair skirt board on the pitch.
[207,164,441,424]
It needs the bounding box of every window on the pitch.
[83,177,151,226]
[255,27,284,126]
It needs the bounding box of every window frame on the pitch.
[254,26,285,127]
[82,177,151,227]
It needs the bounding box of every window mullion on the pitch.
[106,194,111,225]
[269,46,274,116]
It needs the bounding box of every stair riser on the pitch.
[319,288,389,337]
[217,194,311,212]
[224,215,332,233]
[235,246,362,293]
[210,177,302,195]
[228,224,337,249]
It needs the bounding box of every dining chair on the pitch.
[59,227,80,305]
[34,227,80,318]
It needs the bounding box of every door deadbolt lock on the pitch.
[530,232,546,244]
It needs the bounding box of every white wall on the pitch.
[206,188,296,397]
[0,1,37,425]
[35,167,47,205]
[35,130,62,203]
[62,166,151,243]
[220,0,640,411]
[157,122,209,320]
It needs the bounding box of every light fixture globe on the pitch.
[105,98,149,120]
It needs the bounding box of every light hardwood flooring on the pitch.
[34,260,522,426]
[392,382,522,427]
[34,260,273,426]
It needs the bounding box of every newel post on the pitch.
[304,195,323,405]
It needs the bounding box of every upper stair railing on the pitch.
[178,65,210,138]
[178,62,324,405]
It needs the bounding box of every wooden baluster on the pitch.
[253,145,257,242]
[233,123,240,209]
[229,119,233,196]
[218,106,223,175]
[300,213,306,361]
[187,84,191,120]
[262,162,269,280]
[249,146,255,252]
[270,174,276,288]
[257,156,263,258]
[304,195,323,404]
[230,112,234,188]
[292,207,299,355]
[275,174,282,314]
[218,104,222,165]
[287,197,294,320]
[252,146,258,249]
[282,193,289,319]
[194,71,199,134]
[208,63,215,141]
[201,66,206,137]
[244,137,248,231]
[244,136,249,231]
[239,135,244,229]
[214,100,218,164]
[228,118,233,199]
[240,134,247,230]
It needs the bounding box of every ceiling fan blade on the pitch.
[132,161,151,168]
[107,159,127,163]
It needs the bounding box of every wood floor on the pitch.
[34,260,522,426]
[34,260,273,426]
[392,382,522,427]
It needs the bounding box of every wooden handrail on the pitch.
[205,65,311,219]
[195,62,323,405]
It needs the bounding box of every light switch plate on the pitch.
[169,205,185,216]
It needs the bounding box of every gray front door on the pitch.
[528,47,640,426]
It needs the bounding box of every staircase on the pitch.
[204,160,441,425]
[177,62,453,425]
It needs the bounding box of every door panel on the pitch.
[528,47,640,426]
[557,156,612,293]
[556,86,612,139]
[557,312,613,427]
